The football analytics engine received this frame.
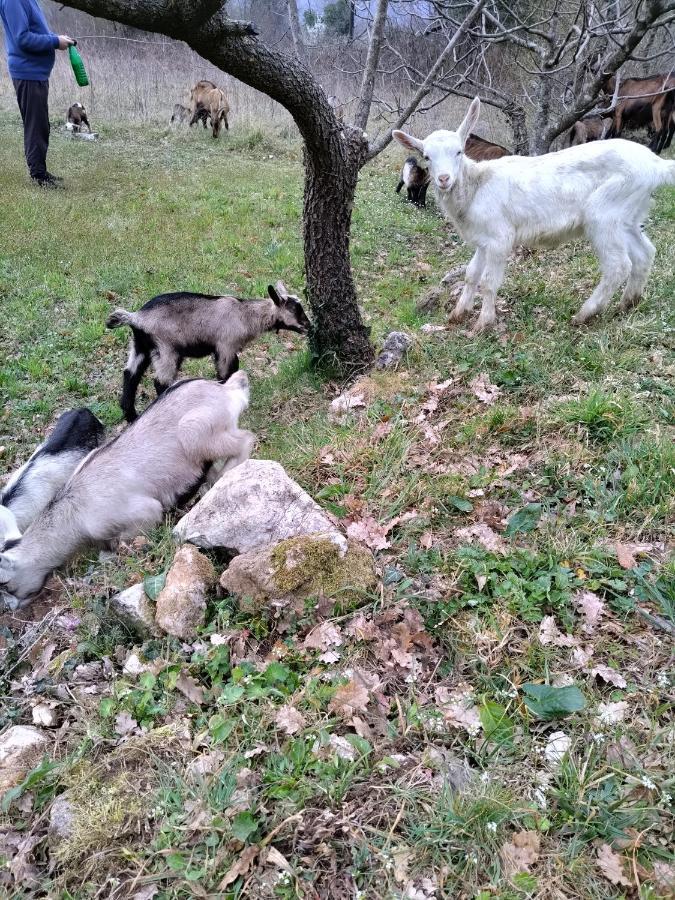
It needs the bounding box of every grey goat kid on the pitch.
[0,408,104,550]
[0,373,254,605]
[106,282,311,422]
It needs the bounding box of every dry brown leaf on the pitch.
[470,373,501,405]
[327,734,356,760]
[318,650,341,664]
[456,522,507,555]
[345,613,379,641]
[589,665,627,688]
[596,844,631,887]
[176,672,206,705]
[574,590,605,631]
[538,616,577,647]
[346,516,391,551]
[302,622,343,651]
[392,846,413,884]
[652,861,675,895]
[265,846,293,873]
[275,705,306,736]
[442,702,481,736]
[351,716,373,740]
[615,541,652,570]
[500,831,541,876]
[114,710,138,736]
[219,845,260,889]
[419,531,434,550]
[329,678,370,718]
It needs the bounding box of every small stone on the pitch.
[174,459,346,555]
[31,703,58,728]
[375,331,413,370]
[416,285,445,314]
[155,545,216,640]
[0,726,50,792]
[109,583,160,638]
[48,796,76,849]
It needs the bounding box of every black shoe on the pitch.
[32,175,62,189]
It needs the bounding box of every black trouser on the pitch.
[13,78,50,181]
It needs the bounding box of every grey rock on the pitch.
[155,545,216,640]
[109,583,160,638]
[375,331,413,369]
[174,459,347,555]
[0,726,50,793]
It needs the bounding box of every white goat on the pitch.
[394,97,675,331]
[0,373,254,604]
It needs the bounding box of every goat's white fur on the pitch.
[393,97,675,331]
[0,373,254,604]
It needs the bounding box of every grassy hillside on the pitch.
[0,114,673,899]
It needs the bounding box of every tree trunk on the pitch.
[287,0,305,61]
[304,131,373,371]
[504,103,529,155]
[59,0,374,373]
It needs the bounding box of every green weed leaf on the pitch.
[506,504,542,535]
[522,683,586,720]
[143,572,166,600]
[231,811,258,842]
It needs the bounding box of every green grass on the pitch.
[0,113,674,899]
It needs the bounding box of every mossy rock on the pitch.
[220,533,376,612]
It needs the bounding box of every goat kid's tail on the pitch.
[106,309,136,329]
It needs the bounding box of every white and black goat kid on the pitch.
[0,373,254,604]
[394,97,675,332]
[0,408,104,549]
[107,282,311,422]
[396,157,430,207]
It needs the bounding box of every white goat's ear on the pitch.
[268,285,281,306]
[457,97,481,146]
[392,130,423,153]
[275,280,289,299]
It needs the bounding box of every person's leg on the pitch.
[13,79,50,182]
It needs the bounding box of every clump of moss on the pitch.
[270,535,376,601]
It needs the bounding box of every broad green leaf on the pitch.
[209,713,235,744]
[479,701,515,746]
[231,811,258,842]
[99,697,115,718]
[522,683,586,720]
[220,683,245,705]
[345,734,372,757]
[1,756,58,812]
[449,495,473,513]
[143,571,166,600]
[506,503,543,535]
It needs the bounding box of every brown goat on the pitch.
[189,80,230,138]
[604,73,675,154]
[568,115,613,146]
[465,133,510,160]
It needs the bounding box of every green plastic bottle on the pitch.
[68,44,89,87]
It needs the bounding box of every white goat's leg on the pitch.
[116,497,165,540]
[573,235,632,325]
[619,230,655,312]
[449,248,485,322]
[203,430,256,487]
[473,252,508,333]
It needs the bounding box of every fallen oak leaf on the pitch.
[500,830,540,877]
[329,678,370,718]
[615,541,652,570]
[455,522,507,555]
[114,710,138,736]
[346,516,391,551]
[218,844,260,890]
[589,665,627,689]
[596,843,631,887]
[470,373,501,405]
[275,705,306,736]
[176,672,206,705]
[574,590,605,631]
[302,621,343,651]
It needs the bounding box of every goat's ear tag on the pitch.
[268,285,281,306]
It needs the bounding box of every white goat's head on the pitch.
[0,506,21,551]
[393,97,481,193]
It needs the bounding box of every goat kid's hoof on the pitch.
[449,308,469,324]
[619,295,642,312]
[470,318,496,336]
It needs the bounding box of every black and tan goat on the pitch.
[107,282,311,422]
[396,157,430,207]
[0,374,254,604]
[66,102,91,133]
[0,408,104,549]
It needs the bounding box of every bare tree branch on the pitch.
[287,0,305,61]
[354,0,389,130]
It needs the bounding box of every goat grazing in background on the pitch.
[189,80,230,137]
[393,97,675,332]
[568,115,613,146]
[465,133,510,160]
[396,157,430,207]
[604,73,675,154]
[171,103,191,125]
[0,408,104,549]
[66,102,91,133]
[107,282,311,422]
[0,374,254,604]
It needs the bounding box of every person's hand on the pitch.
[57,35,75,50]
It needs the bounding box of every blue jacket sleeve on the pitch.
[3,0,59,53]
